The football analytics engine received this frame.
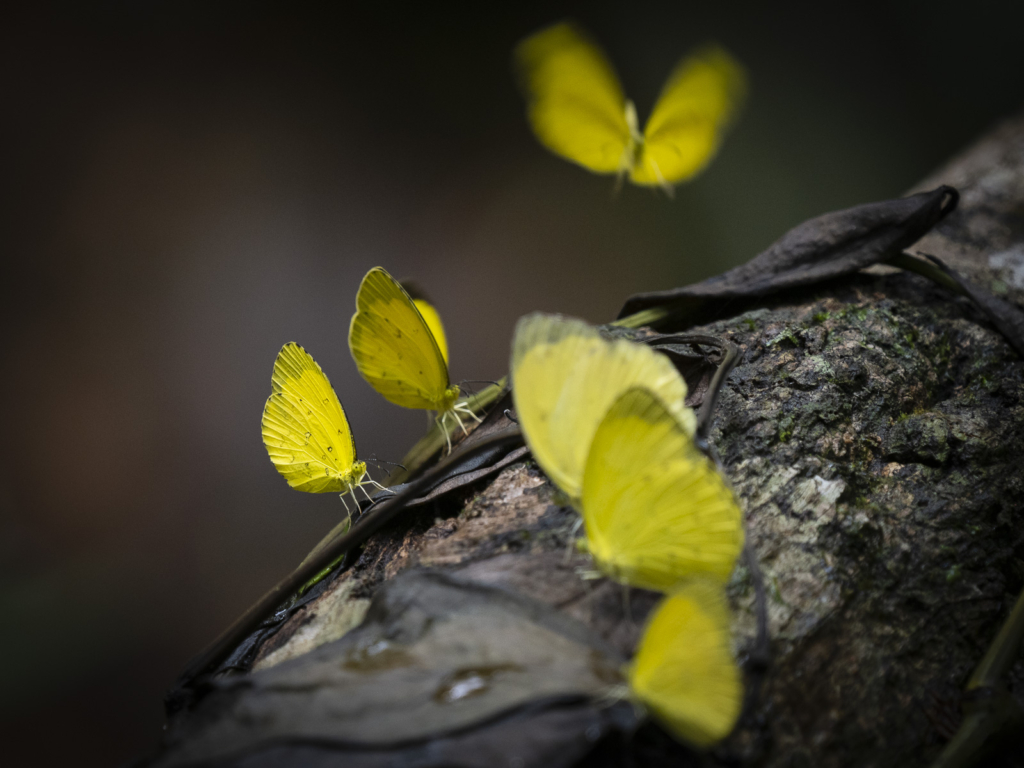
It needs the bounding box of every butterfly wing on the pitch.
[582,387,744,589]
[261,343,359,493]
[411,299,449,366]
[631,45,746,187]
[349,267,451,411]
[629,581,742,747]
[515,22,633,175]
[511,313,694,500]
[400,279,450,366]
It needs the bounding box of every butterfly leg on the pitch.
[357,483,378,505]
[564,516,584,564]
[360,478,391,502]
[621,583,634,627]
[645,155,674,198]
[454,401,483,424]
[338,490,352,516]
[449,408,470,437]
[437,413,454,455]
[595,682,631,708]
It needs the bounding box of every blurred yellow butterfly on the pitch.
[261,343,384,513]
[515,22,745,191]
[510,313,695,501]
[349,267,479,452]
[629,580,742,747]
[582,387,744,590]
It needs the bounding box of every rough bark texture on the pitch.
[157,115,1024,767]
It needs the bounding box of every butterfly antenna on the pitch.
[364,456,406,476]
[368,457,405,469]
[456,379,501,391]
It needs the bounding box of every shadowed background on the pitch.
[1,1,1021,765]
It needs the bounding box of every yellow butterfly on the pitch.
[581,387,744,590]
[629,580,742,747]
[510,312,695,501]
[515,22,745,191]
[261,342,383,513]
[349,267,479,452]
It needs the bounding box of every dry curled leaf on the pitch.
[618,185,959,323]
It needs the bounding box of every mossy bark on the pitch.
[167,115,1024,767]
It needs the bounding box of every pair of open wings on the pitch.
[516,22,746,187]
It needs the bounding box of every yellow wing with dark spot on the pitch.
[631,45,746,187]
[261,343,360,493]
[515,22,632,175]
[349,267,451,411]
[510,313,694,500]
[581,387,744,590]
[629,581,742,748]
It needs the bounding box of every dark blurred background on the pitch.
[1,0,1021,764]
